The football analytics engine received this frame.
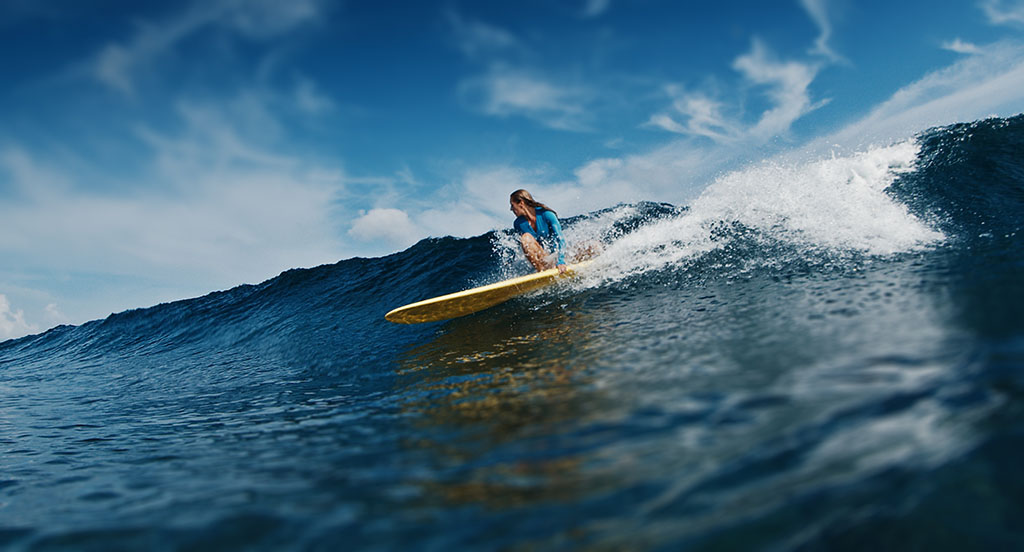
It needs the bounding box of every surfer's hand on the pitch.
[557,264,567,274]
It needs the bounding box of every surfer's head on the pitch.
[510,189,556,216]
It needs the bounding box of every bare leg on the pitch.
[519,233,550,272]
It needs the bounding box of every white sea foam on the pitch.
[692,140,940,254]
[585,140,944,284]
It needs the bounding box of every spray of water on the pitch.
[588,141,943,283]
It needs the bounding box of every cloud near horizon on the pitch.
[0,94,347,334]
[0,294,37,341]
[348,208,420,249]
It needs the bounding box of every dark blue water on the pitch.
[2,115,1023,550]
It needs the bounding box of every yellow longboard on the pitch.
[385,260,592,324]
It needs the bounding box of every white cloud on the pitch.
[417,205,506,241]
[650,41,825,143]
[0,294,38,341]
[446,10,520,59]
[135,100,293,179]
[90,0,323,95]
[646,113,689,135]
[647,88,742,142]
[733,40,827,140]
[1,148,342,283]
[348,208,421,248]
[942,38,983,55]
[799,0,844,62]
[447,9,591,131]
[982,0,1024,25]
[460,65,590,131]
[0,93,347,328]
[567,140,737,206]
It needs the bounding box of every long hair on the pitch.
[510,189,556,215]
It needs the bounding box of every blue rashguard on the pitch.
[514,207,567,265]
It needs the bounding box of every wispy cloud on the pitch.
[799,0,844,62]
[649,1,838,144]
[90,0,323,96]
[460,65,591,131]
[982,0,1024,25]
[734,40,827,140]
[649,40,825,143]
[448,9,593,131]
[646,88,741,142]
[942,38,983,55]
[446,9,521,59]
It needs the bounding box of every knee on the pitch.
[519,233,539,248]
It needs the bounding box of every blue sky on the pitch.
[2,0,1024,339]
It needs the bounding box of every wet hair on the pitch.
[510,189,556,215]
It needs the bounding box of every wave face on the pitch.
[3,115,1024,550]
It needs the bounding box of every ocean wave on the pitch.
[3,114,1024,550]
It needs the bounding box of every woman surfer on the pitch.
[509,189,571,274]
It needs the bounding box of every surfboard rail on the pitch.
[385,260,592,324]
